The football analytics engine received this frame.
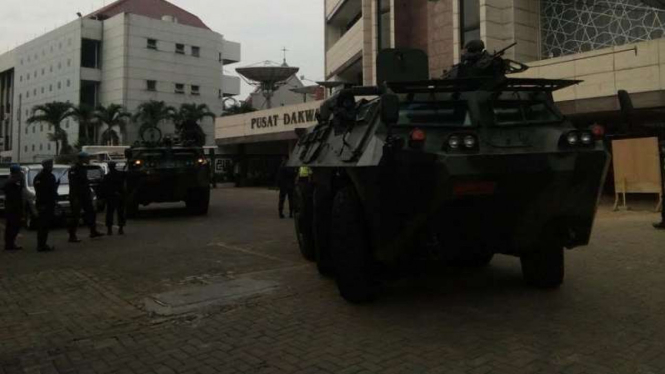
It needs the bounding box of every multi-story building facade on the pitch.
[325,0,665,125]
[0,0,240,162]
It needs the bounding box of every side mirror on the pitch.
[380,94,400,125]
[124,149,132,159]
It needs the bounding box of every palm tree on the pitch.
[174,103,215,146]
[94,103,131,145]
[70,104,96,146]
[27,102,75,155]
[222,101,256,116]
[133,100,176,142]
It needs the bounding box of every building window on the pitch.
[460,0,480,47]
[41,68,45,75]
[58,62,61,70]
[175,83,185,94]
[66,79,71,87]
[49,84,53,92]
[176,44,185,54]
[219,52,223,62]
[81,39,101,69]
[48,143,51,151]
[25,127,28,135]
[50,65,53,72]
[57,82,61,90]
[147,80,157,91]
[40,144,43,151]
[191,85,200,95]
[33,89,36,96]
[147,39,158,50]
[19,75,22,82]
[191,46,200,57]
[32,144,35,151]
[67,59,71,67]
[41,87,44,94]
[24,145,27,152]
[26,91,29,98]
[218,89,222,98]
[40,124,43,132]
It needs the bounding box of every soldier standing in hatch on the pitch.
[3,164,24,251]
[277,156,296,219]
[33,159,57,252]
[103,161,126,235]
[68,152,104,242]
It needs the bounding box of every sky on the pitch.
[0,0,325,98]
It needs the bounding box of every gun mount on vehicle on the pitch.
[288,42,610,303]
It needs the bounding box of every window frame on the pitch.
[175,44,185,55]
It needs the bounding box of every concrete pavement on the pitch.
[0,187,664,373]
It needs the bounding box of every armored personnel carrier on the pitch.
[125,142,210,216]
[289,42,610,303]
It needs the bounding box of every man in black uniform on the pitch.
[33,159,57,252]
[103,161,126,235]
[277,156,296,219]
[68,152,104,242]
[3,164,23,251]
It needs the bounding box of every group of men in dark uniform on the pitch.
[3,152,127,252]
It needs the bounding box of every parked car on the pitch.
[21,164,98,229]
[0,168,9,212]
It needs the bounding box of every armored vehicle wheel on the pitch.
[520,245,564,288]
[294,184,316,261]
[331,185,377,303]
[186,188,210,215]
[313,187,335,277]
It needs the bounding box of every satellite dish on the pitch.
[236,61,300,109]
[290,85,320,103]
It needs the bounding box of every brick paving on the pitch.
[0,188,664,373]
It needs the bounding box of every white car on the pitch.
[21,164,99,229]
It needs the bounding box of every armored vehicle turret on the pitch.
[289,43,609,303]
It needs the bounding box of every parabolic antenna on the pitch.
[236,61,299,109]
[290,85,320,103]
[316,80,348,96]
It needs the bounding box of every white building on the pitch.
[0,0,241,163]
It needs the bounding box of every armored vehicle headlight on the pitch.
[580,132,593,144]
[463,135,477,148]
[566,132,579,145]
[448,135,461,149]
[134,160,142,167]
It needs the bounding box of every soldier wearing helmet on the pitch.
[67,152,104,242]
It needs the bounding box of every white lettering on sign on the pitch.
[249,108,319,130]
[215,158,233,174]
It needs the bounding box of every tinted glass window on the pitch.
[492,101,561,126]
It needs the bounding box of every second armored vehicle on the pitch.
[125,144,210,216]
[289,44,609,303]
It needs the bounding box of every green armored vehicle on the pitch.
[289,43,610,303]
[125,143,210,216]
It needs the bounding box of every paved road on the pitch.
[1,187,664,374]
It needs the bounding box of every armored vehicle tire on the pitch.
[520,246,564,288]
[294,184,316,262]
[313,188,335,277]
[331,185,378,304]
[186,188,210,215]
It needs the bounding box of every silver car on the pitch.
[21,164,73,229]
[0,168,10,211]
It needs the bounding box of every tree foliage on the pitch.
[27,102,75,155]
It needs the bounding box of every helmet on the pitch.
[78,151,90,159]
[9,164,21,173]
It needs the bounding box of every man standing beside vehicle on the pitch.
[33,159,57,252]
[3,164,23,251]
[103,161,126,235]
[68,152,104,242]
